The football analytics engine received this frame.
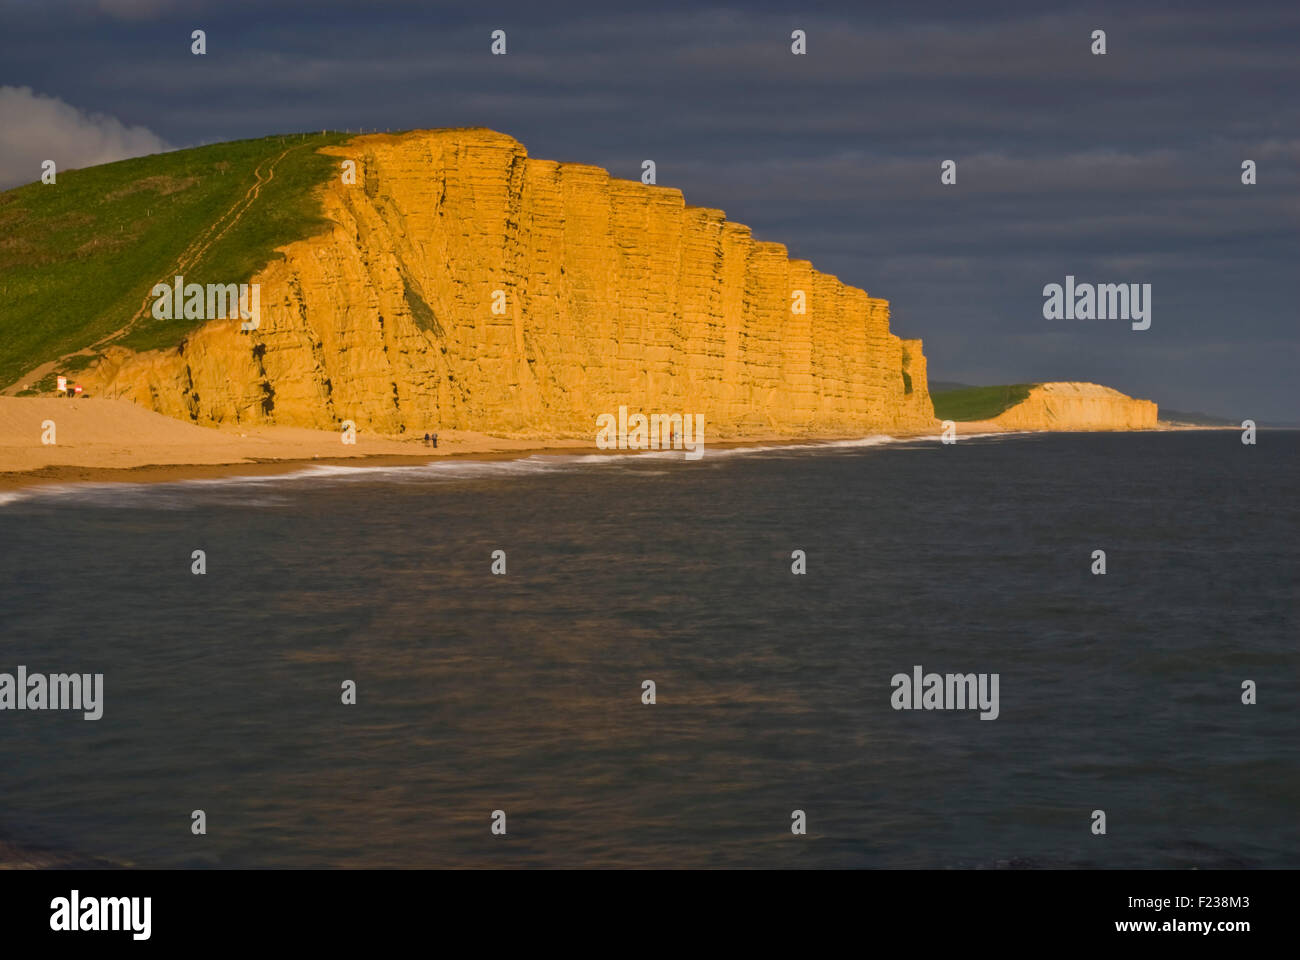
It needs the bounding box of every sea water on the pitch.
[0,431,1295,867]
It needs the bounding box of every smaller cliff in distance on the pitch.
[934,381,1158,431]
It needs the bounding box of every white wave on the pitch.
[0,430,1029,508]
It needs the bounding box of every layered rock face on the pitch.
[87,129,934,437]
[991,382,1158,431]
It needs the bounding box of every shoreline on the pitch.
[0,432,935,493]
[0,424,1246,495]
[0,390,1245,495]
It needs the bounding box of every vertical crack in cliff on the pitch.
[251,340,275,417]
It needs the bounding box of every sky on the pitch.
[1,0,1296,420]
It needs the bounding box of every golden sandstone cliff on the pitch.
[84,129,934,437]
[988,382,1158,431]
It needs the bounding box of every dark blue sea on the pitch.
[1,431,1296,868]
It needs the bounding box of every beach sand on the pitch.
[3,398,1210,495]
[0,397,604,490]
[1,397,950,492]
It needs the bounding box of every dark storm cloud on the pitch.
[2,0,1296,419]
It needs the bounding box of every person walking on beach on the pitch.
[431,432,439,449]
[423,433,430,447]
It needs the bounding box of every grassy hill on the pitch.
[931,383,1035,421]
[0,132,350,392]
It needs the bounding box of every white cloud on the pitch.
[0,86,172,189]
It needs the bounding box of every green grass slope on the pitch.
[0,132,349,391]
[931,383,1035,421]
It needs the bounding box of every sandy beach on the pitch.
[4,395,1221,496]
[1,397,959,492]
[0,397,1219,496]
[0,397,616,491]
